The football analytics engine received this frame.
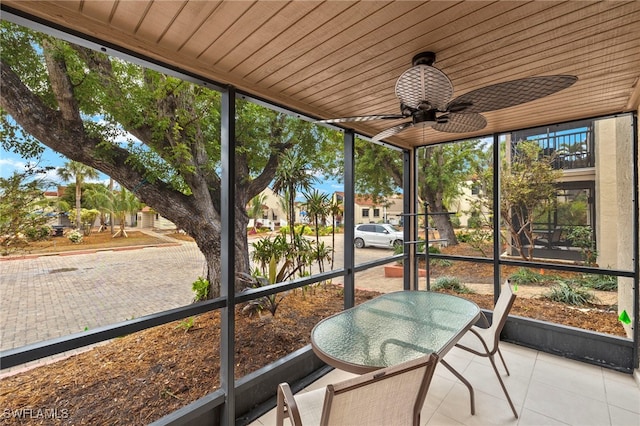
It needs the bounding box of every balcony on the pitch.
[0,3,638,425]
[512,123,595,171]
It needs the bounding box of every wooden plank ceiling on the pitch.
[3,1,640,148]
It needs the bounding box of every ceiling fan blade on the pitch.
[372,122,414,142]
[395,65,453,111]
[447,75,577,114]
[432,112,487,133]
[315,114,406,124]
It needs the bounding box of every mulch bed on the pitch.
[0,283,625,425]
[0,236,627,425]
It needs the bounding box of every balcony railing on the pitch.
[514,125,594,170]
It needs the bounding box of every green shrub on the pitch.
[432,276,474,294]
[467,215,483,229]
[192,276,210,302]
[543,281,597,306]
[430,258,453,267]
[67,230,83,244]
[318,226,334,236]
[456,230,471,243]
[175,317,195,333]
[577,274,617,291]
[566,226,597,266]
[449,215,461,229]
[508,268,545,286]
[25,224,52,241]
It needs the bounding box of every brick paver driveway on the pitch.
[0,242,203,351]
[0,233,399,352]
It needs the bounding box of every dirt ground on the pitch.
[4,229,172,256]
[0,233,626,425]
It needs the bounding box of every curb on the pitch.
[0,242,183,261]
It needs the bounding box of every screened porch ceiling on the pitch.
[3,1,640,149]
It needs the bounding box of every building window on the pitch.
[373,208,380,217]
[362,208,369,218]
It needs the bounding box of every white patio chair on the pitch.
[455,279,519,418]
[275,353,438,426]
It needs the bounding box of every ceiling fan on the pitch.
[316,52,577,142]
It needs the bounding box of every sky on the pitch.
[0,144,89,187]
[0,143,343,197]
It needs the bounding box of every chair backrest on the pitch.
[320,353,438,426]
[487,279,517,349]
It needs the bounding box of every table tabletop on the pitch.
[311,291,481,374]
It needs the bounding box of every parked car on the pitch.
[354,223,403,249]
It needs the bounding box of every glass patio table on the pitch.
[311,290,481,374]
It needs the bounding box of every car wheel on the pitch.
[354,238,365,248]
[393,239,403,249]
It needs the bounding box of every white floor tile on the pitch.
[524,380,611,426]
[603,368,637,385]
[531,357,606,401]
[517,408,570,426]
[437,383,519,425]
[424,374,457,405]
[424,411,465,426]
[604,376,640,414]
[608,405,640,426]
[536,351,604,375]
[461,358,529,407]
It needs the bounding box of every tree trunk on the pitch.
[75,179,82,231]
[189,205,251,298]
[2,53,279,300]
[424,193,458,246]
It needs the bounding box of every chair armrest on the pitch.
[277,382,303,426]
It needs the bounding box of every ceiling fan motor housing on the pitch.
[412,51,436,67]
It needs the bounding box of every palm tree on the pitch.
[83,184,112,232]
[248,193,267,232]
[328,197,343,269]
[111,187,141,238]
[272,150,317,245]
[56,161,99,231]
[303,189,330,272]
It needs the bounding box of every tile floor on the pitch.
[249,336,640,426]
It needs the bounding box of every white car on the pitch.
[354,224,404,249]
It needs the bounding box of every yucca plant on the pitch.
[508,267,545,286]
[543,281,597,306]
[432,276,474,294]
[242,256,291,317]
[576,274,617,292]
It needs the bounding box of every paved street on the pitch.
[0,233,402,352]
